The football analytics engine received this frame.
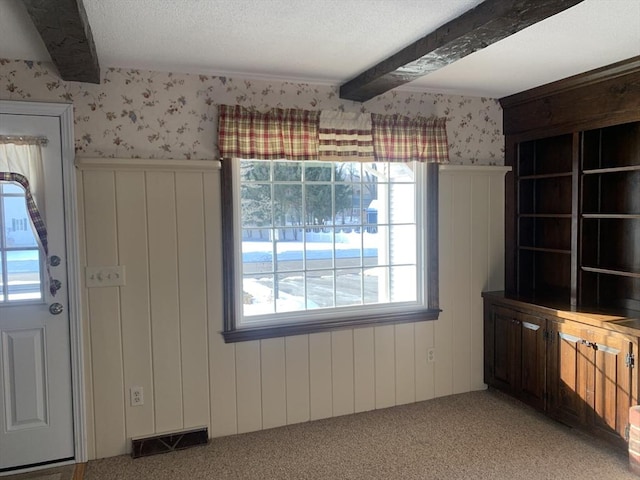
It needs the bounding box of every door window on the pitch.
[0,182,43,302]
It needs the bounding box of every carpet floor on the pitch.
[84,389,633,479]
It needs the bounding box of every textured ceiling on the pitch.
[0,0,639,98]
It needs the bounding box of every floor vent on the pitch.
[131,426,208,459]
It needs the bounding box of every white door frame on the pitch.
[0,100,86,464]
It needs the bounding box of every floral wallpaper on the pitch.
[0,59,503,164]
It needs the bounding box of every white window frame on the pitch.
[221,159,440,343]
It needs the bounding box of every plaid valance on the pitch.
[218,105,319,160]
[372,114,449,164]
[218,105,449,164]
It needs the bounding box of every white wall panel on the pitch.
[285,335,310,424]
[353,327,375,413]
[374,325,396,409]
[115,172,154,440]
[82,170,126,458]
[175,173,210,429]
[395,323,416,405]
[260,338,287,429]
[331,330,354,417]
[146,172,183,433]
[77,161,507,458]
[309,332,332,420]
[235,340,262,434]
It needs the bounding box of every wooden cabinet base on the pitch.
[484,291,639,450]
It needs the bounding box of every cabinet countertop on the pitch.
[482,291,640,337]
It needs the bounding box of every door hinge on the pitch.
[543,329,554,344]
[626,352,635,368]
[626,423,631,442]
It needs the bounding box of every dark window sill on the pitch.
[222,308,441,343]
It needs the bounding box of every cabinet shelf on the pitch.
[582,214,640,219]
[581,266,640,279]
[519,214,572,218]
[519,246,571,255]
[519,172,573,180]
[583,165,640,175]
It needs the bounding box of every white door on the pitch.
[0,113,74,471]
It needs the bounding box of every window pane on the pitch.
[306,270,335,309]
[390,266,417,302]
[241,184,271,228]
[389,184,415,224]
[2,183,24,194]
[363,266,384,304]
[335,162,361,183]
[389,162,415,182]
[390,224,416,264]
[0,259,4,301]
[240,160,270,182]
[3,195,38,248]
[273,184,301,227]
[304,229,334,270]
[7,249,42,301]
[275,272,305,313]
[336,268,363,307]
[242,233,273,274]
[305,184,332,226]
[275,231,302,272]
[304,162,332,182]
[243,274,275,316]
[335,232,362,269]
[273,161,301,182]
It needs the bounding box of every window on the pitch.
[0,182,43,302]
[221,159,439,342]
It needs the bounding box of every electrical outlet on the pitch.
[130,386,144,406]
[427,348,436,363]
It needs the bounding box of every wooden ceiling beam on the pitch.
[23,0,100,84]
[339,0,585,102]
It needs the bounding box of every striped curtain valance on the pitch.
[218,104,319,160]
[372,114,449,164]
[218,105,449,164]
[318,111,374,162]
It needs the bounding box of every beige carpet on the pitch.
[85,390,633,479]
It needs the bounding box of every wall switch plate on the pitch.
[130,386,144,406]
[86,265,126,288]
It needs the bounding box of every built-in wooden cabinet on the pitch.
[483,293,638,449]
[486,56,640,449]
[512,121,640,307]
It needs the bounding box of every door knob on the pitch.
[49,303,64,315]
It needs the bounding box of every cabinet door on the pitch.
[485,305,520,394]
[519,313,546,410]
[547,320,588,427]
[548,320,636,444]
[585,329,634,444]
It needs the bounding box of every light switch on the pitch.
[85,266,126,287]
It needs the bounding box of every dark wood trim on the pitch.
[220,158,237,336]
[500,56,640,138]
[504,140,517,296]
[339,0,584,102]
[570,133,580,306]
[23,0,100,84]
[222,309,441,343]
[427,163,439,309]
